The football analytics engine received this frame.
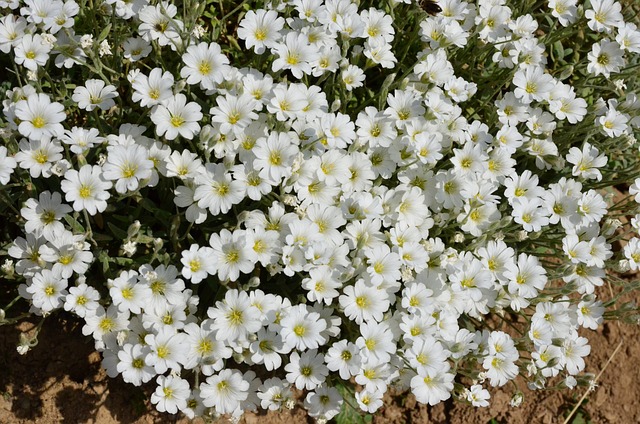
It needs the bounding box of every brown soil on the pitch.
[1,287,639,424]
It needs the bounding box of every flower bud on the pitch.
[602,218,622,237]
[127,220,141,239]
[509,392,524,407]
[153,238,164,252]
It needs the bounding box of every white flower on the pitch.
[79,34,93,48]
[257,377,293,411]
[145,328,188,374]
[504,253,547,299]
[59,127,104,154]
[102,144,154,193]
[26,268,68,312]
[132,68,174,108]
[108,270,151,314]
[0,146,17,184]
[616,22,640,53]
[624,237,640,270]
[549,0,578,26]
[209,229,255,282]
[356,321,396,363]
[63,283,100,318]
[14,34,51,70]
[82,305,130,341]
[150,375,190,414]
[117,343,155,386]
[285,350,328,390]
[466,384,490,407]
[355,388,384,413]
[60,165,112,215]
[410,364,455,406]
[561,335,591,375]
[209,93,259,136]
[566,143,608,181]
[338,279,390,325]
[587,40,625,78]
[200,369,250,415]
[194,163,245,216]
[15,138,63,178]
[98,40,112,56]
[272,31,319,79]
[253,131,299,185]
[151,93,203,140]
[0,15,27,54]
[122,37,151,61]
[207,289,262,343]
[14,93,66,140]
[38,229,93,278]
[363,38,396,69]
[138,2,183,47]
[512,198,550,233]
[72,79,118,111]
[280,304,327,351]
[304,384,343,420]
[341,64,365,91]
[585,0,624,33]
[597,104,629,137]
[324,339,361,380]
[20,190,72,241]
[180,244,215,284]
[180,42,230,90]
[512,66,555,104]
[238,9,285,54]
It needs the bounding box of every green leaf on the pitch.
[553,41,564,60]
[114,257,134,266]
[334,383,369,424]
[97,23,112,42]
[108,222,128,240]
[570,411,588,424]
[378,72,396,109]
[98,250,110,274]
[227,35,242,52]
[136,235,155,244]
[92,233,113,242]
[64,214,84,233]
[558,65,574,81]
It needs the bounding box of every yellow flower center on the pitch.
[121,287,133,300]
[122,163,138,179]
[254,28,267,41]
[227,309,243,325]
[198,339,213,355]
[157,345,169,358]
[99,317,115,332]
[41,210,56,224]
[170,115,185,128]
[32,116,46,128]
[198,61,211,75]
[79,185,92,199]
[294,325,306,337]
[355,296,368,308]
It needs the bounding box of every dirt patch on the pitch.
[1,287,639,424]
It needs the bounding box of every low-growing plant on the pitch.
[1,0,640,421]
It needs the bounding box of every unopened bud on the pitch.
[127,220,141,239]
[509,392,524,407]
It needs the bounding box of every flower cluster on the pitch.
[1,0,640,421]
